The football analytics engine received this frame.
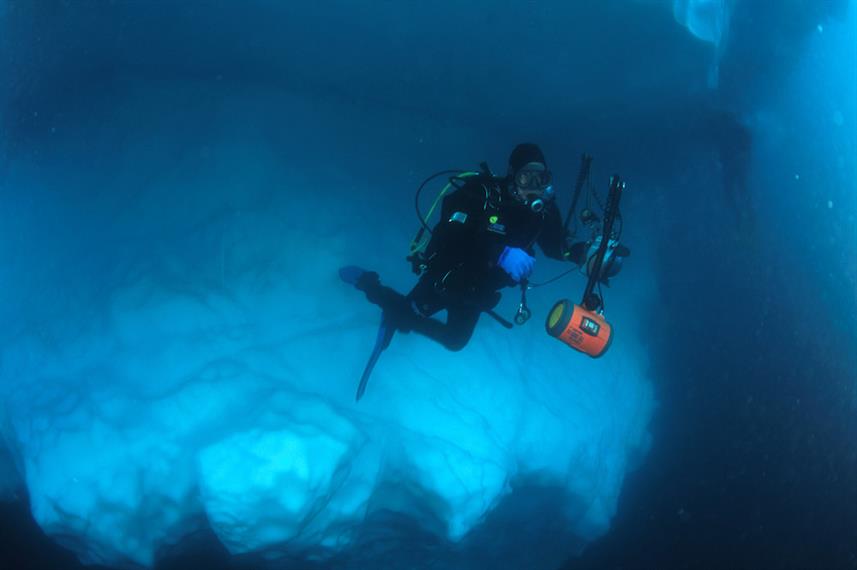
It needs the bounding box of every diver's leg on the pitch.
[339,266,416,329]
[405,280,483,351]
[354,271,418,324]
[340,266,482,351]
[439,305,482,351]
[401,305,481,352]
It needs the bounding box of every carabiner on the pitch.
[514,280,532,325]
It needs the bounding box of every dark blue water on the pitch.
[1,2,855,569]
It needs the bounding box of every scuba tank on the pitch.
[406,163,499,275]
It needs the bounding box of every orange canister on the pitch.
[546,299,613,358]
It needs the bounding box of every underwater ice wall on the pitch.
[673,0,730,87]
[0,76,655,569]
[0,1,688,567]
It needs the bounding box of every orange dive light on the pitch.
[548,172,624,357]
[546,300,613,358]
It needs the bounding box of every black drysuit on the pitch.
[361,175,569,351]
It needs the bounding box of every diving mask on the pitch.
[514,164,552,191]
[512,162,554,213]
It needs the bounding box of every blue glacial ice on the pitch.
[673,0,731,87]
[0,83,655,569]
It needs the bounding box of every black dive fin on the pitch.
[356,313,395,401]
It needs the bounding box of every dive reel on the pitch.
[546,174,625,358]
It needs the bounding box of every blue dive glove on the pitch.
[497,246,535,282]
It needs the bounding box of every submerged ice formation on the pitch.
[0,83,654,569]
[673,0,730,87]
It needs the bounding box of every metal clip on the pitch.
[514,304,531,325]
[514,280,532,325]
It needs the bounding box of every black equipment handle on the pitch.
[563,154,593,236]
[581,175,624,310]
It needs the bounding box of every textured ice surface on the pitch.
[673,0,730,87]
[673,0,727,44]
[0,81,654,569]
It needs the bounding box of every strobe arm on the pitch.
[581,175,624,311]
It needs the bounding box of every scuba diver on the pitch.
[340,143,628,400]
